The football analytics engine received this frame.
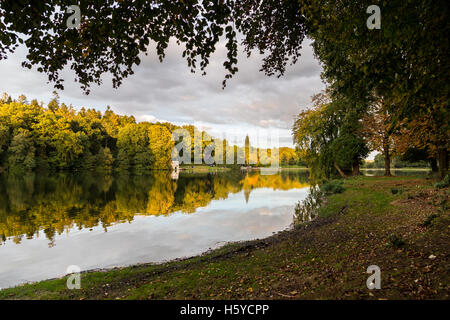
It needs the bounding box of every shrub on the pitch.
[320,179,345,194]
[433,174,449,189]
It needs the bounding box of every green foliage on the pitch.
[363,153,430,169]
[293,95,369,180]
[433,174,449,189]
[117,124,154,174]
[0,96,174,173]
[308,0,449,179]
[0,1,308,92]
[7,128,36,172]
[320,180,345,195]
[148,125,173,170]
[97,147,114,172]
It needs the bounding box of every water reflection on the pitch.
[0,170,309,246]
[0,170,309,288]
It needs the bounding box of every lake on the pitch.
[0,169,310,289]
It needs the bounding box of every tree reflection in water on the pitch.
[0,170,309,245]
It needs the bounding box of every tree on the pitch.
[361,99,397,176]
[2,1,446,178]
[0,124,10,163]
[147,124,173,170]
[17,94,27,104]
[293,92,368,179]
[117,123,154,173]
[47,91,60,112]
[399,147,437,172]
[308,0,449,179]
[279,147,299,166]
[7,128,36,171]
[394,106,449,178]
[97,147,114,172]
[0,93,12,103]
[32,111,85,170]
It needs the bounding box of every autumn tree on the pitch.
[148,124,174,170]
[361,99,397,176]
[117,123,154,173]
[279,147,299,166]
[394,106,449,178]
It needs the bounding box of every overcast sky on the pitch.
[0,38,325,148]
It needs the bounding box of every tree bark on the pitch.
[430,158,438,173]
[334,162,346,178]
[382,136,391,176]
[438,147,448,179]
[383,146,391,177]
[352,158,360,176]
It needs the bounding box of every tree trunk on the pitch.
[334,162,346,178]
[352,158,360,176]
[383,137,391,176]
[384,147,391,176]
[438,148,448,179]
[430,158,438,173]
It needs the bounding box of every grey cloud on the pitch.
[0,37,324,147]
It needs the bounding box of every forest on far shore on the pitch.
[0,92,303,174]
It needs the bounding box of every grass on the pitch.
[361,168,431,171]
[180,165,231,172]
[1,176,448,300]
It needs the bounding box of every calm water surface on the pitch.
[0,170,309,288]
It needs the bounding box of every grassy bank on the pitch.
[361,168,431,171]
[1,176,448,300]
[179,165,231,172]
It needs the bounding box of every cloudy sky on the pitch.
[0,38,325,148]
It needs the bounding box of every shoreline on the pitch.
[1,175,448,300]
[0,224,297,291]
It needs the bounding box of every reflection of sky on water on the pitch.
[0,187,308,289]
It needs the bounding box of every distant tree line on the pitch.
[0,92,176,174]
[362,153,430,169]
[0,92,300,174]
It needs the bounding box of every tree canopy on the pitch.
[0,0,307,92]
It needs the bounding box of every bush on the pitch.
[433,174,449,189]
[320,179,345,194]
